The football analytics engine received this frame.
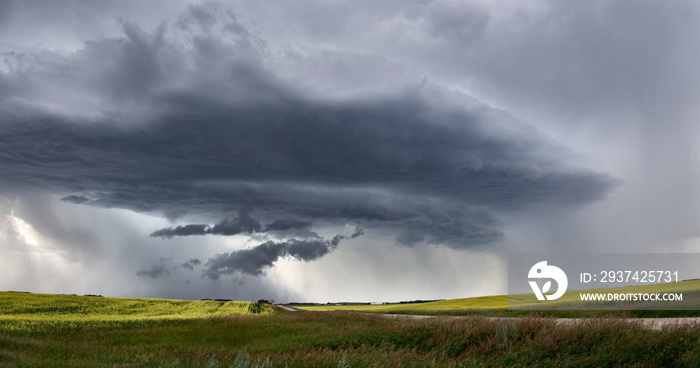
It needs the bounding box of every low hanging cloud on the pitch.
[350,226,364,239]
[149,209,361,279]
[149,209,315,239]
[142,225,353,279]
[151,224,210,238]
[204,238,339,279]
[210,207,262,235]
[180,257,201,271]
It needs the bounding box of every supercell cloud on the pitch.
[1,0,696,301]
[0,11,614,248]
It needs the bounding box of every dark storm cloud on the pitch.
[350,226,364,239]
[395,230,425,247]
[180,257,201,271]
[265,218,312,231]
[150,209,311,239]
[0,3,617,256]
[209,207,261,235]
[394,218,506,247]
[143,182,508,248]
[204,238,335,279]
[151,224,209,238]
[61,195,90,204]
[330,235,344,247]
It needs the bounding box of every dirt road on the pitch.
[276,305,298,312]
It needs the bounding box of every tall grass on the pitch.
[1,292,698,366]
[1,309,698,367]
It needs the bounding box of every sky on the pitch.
[1,0,699,303]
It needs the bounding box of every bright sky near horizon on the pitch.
[1,0,700,302]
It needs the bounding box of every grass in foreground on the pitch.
[1,310,699,367]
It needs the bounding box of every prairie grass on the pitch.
[1,292,699,367]
[0,292,274,333]
[0,301,699,367]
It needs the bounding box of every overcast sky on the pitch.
[1,0,699,302]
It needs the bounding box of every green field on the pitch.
[291,280,700,315]
[1,290,699,367]
[0,292,274,333]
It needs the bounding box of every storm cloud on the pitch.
[150,209,314,239]
[204,238,337,279]
[151,224,210,238]
[6,1,693,302]
[180,258,202,271]
[350,226,364,239]
[266,218,312,232]
[0,10,616,254]
[150,208,262,238]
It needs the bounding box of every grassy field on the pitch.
[1,291,699,367]
[0,307,698,367]
[291,280,700,316]
[0,292,274,333]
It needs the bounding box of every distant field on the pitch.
[291,280,700,314]
[0,292,274,333]
[292,295,507,312]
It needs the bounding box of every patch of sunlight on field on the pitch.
[292,280,700,312]
[0,292,274,333]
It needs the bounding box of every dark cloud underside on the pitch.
[180,257,201,271]
[266,218,312,231]
[204,238,336,278]
[1,89,615,246]
[150,210,316,239]
[0,3,618,272]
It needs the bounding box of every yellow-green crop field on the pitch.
[0,292,274,333]
[292,280,700,313]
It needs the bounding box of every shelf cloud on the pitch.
[3,0,692,302]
